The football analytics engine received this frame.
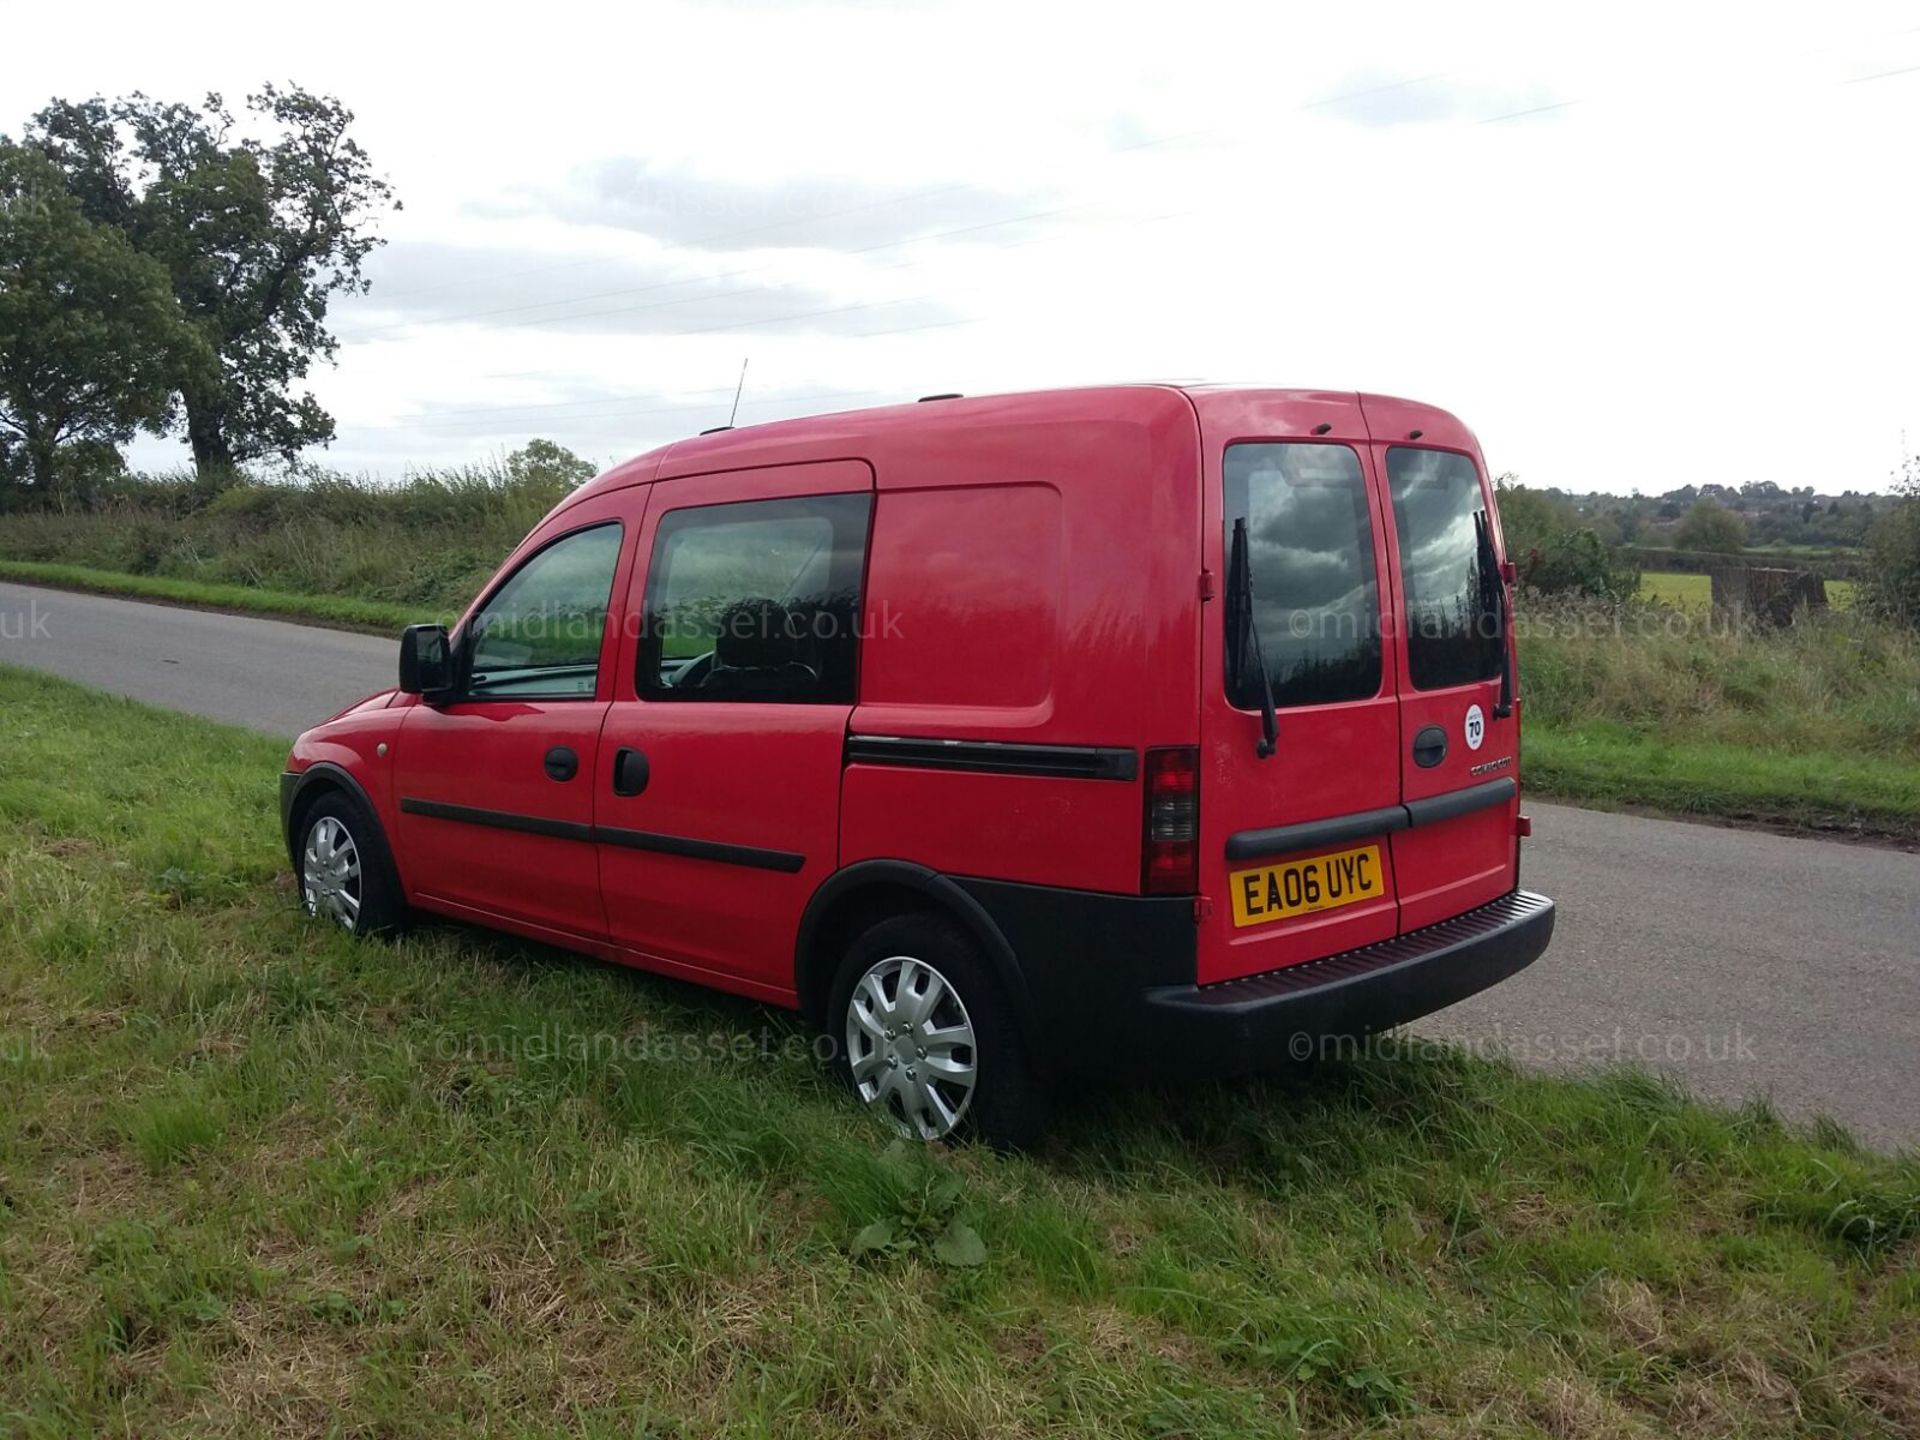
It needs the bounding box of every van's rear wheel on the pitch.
[829,915,1049,1148]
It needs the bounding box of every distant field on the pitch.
[1637,569,1857,611]
[1637,570,1713,610]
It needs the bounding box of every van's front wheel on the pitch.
[829,915,1049,1148]
[297,792,404,937]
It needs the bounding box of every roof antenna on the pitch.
[728,357,749,427]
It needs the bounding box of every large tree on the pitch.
[1673,498,1748,554]
[27,86,396,476]
[0,141,208,498]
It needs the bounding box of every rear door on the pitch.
[1365,400,1520,932]
[594,461,874,1003]
[1196,394,1404,985]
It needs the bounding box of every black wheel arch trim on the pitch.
[793,859,1039,1047]
[281,764,382,868]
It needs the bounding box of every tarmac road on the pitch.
[4,579,1916,1149]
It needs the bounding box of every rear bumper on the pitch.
[1137,890,1554,1077]
[959,881,1553,1078]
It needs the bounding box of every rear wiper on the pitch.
[1227,516,1279,760]
[1474,509,1514,719]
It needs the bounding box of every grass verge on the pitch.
[2,662,1919,1437]
[1520,602,1920,845]
[0,561,432,634]
[1526,723,1920,845]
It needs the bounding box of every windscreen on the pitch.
[1222,442,1381,709]
[1386,447,1503,691]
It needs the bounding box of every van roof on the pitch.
[565,383,1475,506]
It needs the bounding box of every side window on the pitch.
[467,523,623,700]
[638,493,872,704]
[1223,442,1382,708]
[1385,448,1503,690]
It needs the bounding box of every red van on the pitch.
[281,386,1554,1145]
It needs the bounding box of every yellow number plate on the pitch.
[1230,844,1386,928]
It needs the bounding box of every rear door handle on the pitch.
[544,746,579,782]
[1411,726,1447,769]
[612,746,649,797]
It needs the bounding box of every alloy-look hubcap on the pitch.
[845,954,979,1140]
[302,816,363,931]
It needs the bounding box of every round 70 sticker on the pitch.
[1464,703,1486,751]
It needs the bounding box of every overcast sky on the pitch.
[9,0,1919,493]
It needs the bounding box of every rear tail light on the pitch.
[1142,746,1199,894]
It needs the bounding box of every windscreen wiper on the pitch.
[1228,517,1279,760]
[1474,509,1514,719]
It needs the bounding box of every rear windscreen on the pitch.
[1386,447,1503,691]
[1223,442,1381,708]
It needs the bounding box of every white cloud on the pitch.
[5,0,1916,490]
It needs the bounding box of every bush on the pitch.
[1859,458,1919,630]
[1497,477,1638,599]
[1518,527,1639,602]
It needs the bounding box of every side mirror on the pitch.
[398,624,454,698]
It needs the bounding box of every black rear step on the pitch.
[1131,889,1555,1076]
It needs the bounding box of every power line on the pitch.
[1845,61,1920,83]
[390,382,882,425]
[334,198,1088,341]
[351,121,1223,316]
[335,76,1505,345]
[401,387,907,435]
[327,33,1918,450]
[357,209,1173,431]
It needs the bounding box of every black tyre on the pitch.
[827,913,1051,1149]
[296,791,406,937]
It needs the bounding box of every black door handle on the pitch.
[1411,725,1448,769]
[543,746,578,782]
[612,746,649,797]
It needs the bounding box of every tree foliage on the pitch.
[25,86,396,477]
[0,141,209,502]
[505,437,597,490]
[1673,498,1748,553]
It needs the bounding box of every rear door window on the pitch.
[1223,442,1382,708]
[1385,448,1501,690]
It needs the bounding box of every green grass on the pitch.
[3,663,1920,1437]
[0,560,435,634]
